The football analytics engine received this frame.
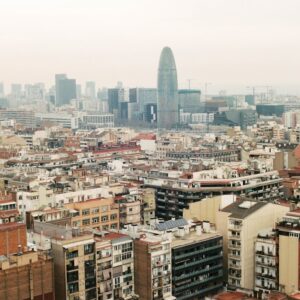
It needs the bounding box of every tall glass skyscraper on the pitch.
[157,47,178,129]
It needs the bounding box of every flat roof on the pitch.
[222,200,268,219]
[171,230,221,249]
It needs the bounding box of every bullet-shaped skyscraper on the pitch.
[157,47,179,129]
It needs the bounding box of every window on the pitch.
[102,205,108,212]
[82,209,90,216]
[122,242,133,253]
[92,217,99,224]
[68,282,79,293]
[67,271,78,283]
[101,215,108,222]
[66,250,78,259]
[82,219,90,226]
[84,243,94,255]
[91,207,99,214]
[122,252,132,260]
[111,223,117,229]
[110,214,117,220]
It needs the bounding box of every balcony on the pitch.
[228,253,241,260]
[152,260,171,267]
[174,272,223,293]
[175,254,222,271]
[174,244,222,261]
[176,282,223,300]
[256,250,276,257]
[228,243,241,250]
[228,263,241,270]
[228,235,241,241]
[256,272,276,280]
[229,272,241,280]
[228,225,242,231]
[173,264,222,281]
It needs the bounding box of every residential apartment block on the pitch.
[65,198,119,231]
[216,199,289,291]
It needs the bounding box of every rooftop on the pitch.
[171,230,221,249]
[221,199,268,219]
[155,218,188,231]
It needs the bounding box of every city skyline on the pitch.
[1,0,300,95]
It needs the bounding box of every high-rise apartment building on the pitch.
[216,199,289,291]
[134,233,173,300]
[254,229,278,297]
[171,224,223,300]
[157,47,178,129]
[51,233,97,300]
[95,232,138,300]
[277,213,300,295]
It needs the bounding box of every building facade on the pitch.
[157,47,178,129]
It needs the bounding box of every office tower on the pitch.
[178,89,201,113]
[24,83,45,100]
[0,82,4,97]
[157,47,178,129]
[76,84,82,98]
[245,94,255,105]
[108,88,120,114]
[129,88,157,122]
[55,74,76,106]
[107,88,128,116]
[85,81,96,99]
[11,83,22,98]
[144,103,157,124]
[214,109,257,130]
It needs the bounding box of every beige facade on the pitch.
[141,188,156,225]
[183,195,236,224]
[65,198,119,231]
[51,234,96,300]
[119,200,141,226]
[277,215,300,295]
[217,200,289,291]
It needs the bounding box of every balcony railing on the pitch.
[176,254,222,271]
[174,244,222,260]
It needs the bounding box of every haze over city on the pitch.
[1,0,300,94]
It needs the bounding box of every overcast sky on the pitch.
[1,0,300,94]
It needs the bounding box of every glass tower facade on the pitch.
[157,47,178,129]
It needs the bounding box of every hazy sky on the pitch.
[1,0,300,94]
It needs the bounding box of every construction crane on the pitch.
[246,86,272,104]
